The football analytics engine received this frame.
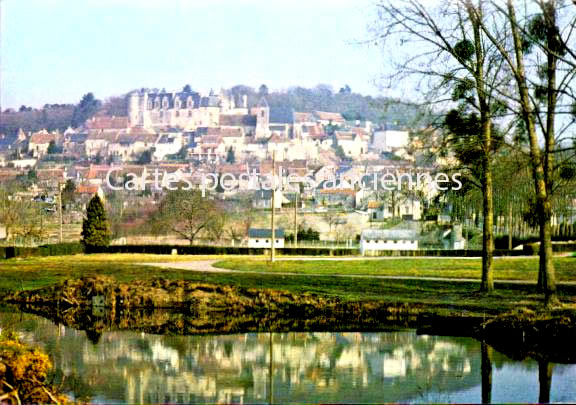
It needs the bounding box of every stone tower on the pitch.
[128,91,140,127]
[253,97,270,139]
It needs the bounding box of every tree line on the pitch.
[0,93,128,136]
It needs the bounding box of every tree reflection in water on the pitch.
[0,308,574,403]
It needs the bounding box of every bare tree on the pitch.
[473,0,576,305]
[373,0,510,291]
[152,190,224,245]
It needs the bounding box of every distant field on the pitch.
[214,257,576,282]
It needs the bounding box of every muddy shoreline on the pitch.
[4,276,576,363]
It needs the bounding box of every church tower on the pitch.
[253,97,270,139]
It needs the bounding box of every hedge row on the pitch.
[84,245,357,256]
[363,249,530,257]
[0,243,85,260]
[523,242,576,255]
[4,241,571,260]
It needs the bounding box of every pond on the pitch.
[1,310,575,403]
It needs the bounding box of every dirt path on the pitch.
[142,259,576,286]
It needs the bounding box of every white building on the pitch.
[372,130,410,152]
[359,229,419,255]
[247,228,285,248]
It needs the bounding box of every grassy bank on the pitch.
[215,256,576,282]
[1,254,576,315]
[0,254,236,292]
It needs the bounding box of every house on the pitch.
[108,132,158,162]
[84,115,130,132]
[28,130,61,158]
[366,198,422,221]
[76,184,105,202]
[443,224,466,249]
[247,228,285,248]
[334,131,368,159]
[314,111,346,127]
[85,132,119,157]
[252,189,289,209]
[372,129,410,153]
[154,130,184,161]
[359,229,419,255]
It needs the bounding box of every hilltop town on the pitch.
[1,85,463,249]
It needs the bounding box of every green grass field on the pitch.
[214,256,576,282]
[1,254,575,314]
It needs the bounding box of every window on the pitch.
[261,110,265,117]
[255,239,259,243]
[276,239,279,243]
[265,239,269,243]
[175,99,181,109]
[188,110,192,117]
[175,111,180,117]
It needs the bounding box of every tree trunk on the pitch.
[481,168,494,291]
[469,3,494,292]
[481,341,492,404]
[506,0,557,305]
[538,360,553,404]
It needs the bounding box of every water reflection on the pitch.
[1,311,575,403]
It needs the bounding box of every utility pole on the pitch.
[58,182,64,244]
[293,190,298,248]
[270,151,276,262]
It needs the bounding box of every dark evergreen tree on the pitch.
[137,149,153,165]
[71,93,101,128]
[81,194,111,247]
[226,148,236,163]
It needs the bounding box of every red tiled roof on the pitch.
[314,111,345,123]
[221,128,243,138]
[268,134,284,143]
[76,184,100,194]
[294,112,313,123]
[85,116,129,130]
[37,169,65,180]
[29,131,57,145]
[318,189,356,196]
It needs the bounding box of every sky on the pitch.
[0,0,388,109]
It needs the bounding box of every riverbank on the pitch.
[2,253,576,362]
[4,274,576,363]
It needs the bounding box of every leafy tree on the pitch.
[81,194,111,247]
[27,169,37,182]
